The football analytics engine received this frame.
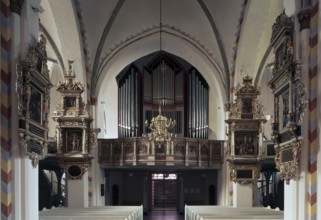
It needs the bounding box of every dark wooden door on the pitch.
[152,174,177,210]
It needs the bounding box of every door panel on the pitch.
[152,173,177,210]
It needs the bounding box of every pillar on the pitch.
[232,182,254,207]
[317,2,321,219]
[90,104,105,206]
[67,172,89,208]
[11,0,41,219]
[282,1,313,219]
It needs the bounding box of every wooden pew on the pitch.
[39,205,143,220]
[185,205,284,220]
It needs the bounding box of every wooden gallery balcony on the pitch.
[98,138,224,168]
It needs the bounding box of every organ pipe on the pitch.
[188,69,209,139]
[118,67,139,138]
[118,62,209,139]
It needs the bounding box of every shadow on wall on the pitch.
[208,128,217,139]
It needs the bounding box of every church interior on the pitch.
[0,0,320,220]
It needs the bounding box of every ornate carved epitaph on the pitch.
[16,35,53,167]
[268,12,307,184]
[52,60,98,179]
[225,76,266,184]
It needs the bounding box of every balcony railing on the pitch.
[98,137,224,168]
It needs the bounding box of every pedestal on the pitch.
[233,182,253,207]
[67,172,89,207]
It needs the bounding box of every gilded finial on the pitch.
[67,60,74,76]
[40,34,47,45]
[38,34,47,51]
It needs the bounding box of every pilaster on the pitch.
[11,0,42,219]
[317,3,321,220]
[89,103,104,206]
[298,4,311,220]
[232,182,253,207]
[67,172,89,207]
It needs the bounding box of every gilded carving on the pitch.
[235,75,261,96]
[144,106,176,147]
[270,11,292,48]
[275,141,301,184]
[225,76,266,184]
[230,164,261,185]
[52,60,96,179]
[269,12,307,184]
[16,35,52,167]
[64,164,89,180]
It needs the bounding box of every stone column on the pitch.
[88,101,105,206]
[11,0,41,219]
[67,172,89,207]
[232,182,254,207]
[282,4,311,220]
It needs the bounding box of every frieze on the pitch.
[97,138,224,167]
[235,123,260,130]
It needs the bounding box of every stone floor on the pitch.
[143,210,184,220]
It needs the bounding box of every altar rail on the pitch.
[185,205,284,220]
[98,138,224,167]
[39,205,143,220]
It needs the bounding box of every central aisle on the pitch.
[143,211,184,220]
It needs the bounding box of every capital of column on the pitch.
[10,0,24,15]
[90,96,97,105]
[297,7,312,31]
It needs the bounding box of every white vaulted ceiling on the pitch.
[40,0,283,102]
